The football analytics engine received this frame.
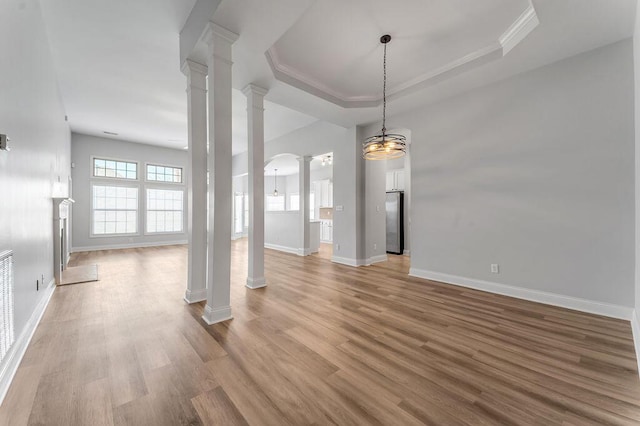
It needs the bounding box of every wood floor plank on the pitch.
[1,241,639,425]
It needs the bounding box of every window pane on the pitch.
[92,184,138,235]
[93,158,137,180]
[145,188,184,233]
[146,164,183,183]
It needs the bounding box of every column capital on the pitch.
[298,155,313,164]
[203,22,239,46]
[181,59,208,77]
[242,84,268,98]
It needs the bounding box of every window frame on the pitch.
[90,182,140,238]
[266,194,286,212]
[91,155,139,181]
[143,185,186,235]
[144,162,184,185]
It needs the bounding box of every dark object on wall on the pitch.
[386,191,404,254]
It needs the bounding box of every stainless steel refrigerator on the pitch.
[386,191,404,254]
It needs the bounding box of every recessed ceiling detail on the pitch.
[266,0,538,108]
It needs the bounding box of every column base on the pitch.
[297,247,313,256]
[202,305,233,325]
[246,277,266,289]
[184,288,207,304]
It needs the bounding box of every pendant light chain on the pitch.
[362,34,406,160]
[382,41,387,136]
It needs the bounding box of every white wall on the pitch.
[398,39,635,309]
[71,133,188,250]
[265,212,300,252]
[0,0,70,389]
[633,4,640,356]
[233,121,367,265]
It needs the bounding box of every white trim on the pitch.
[297,248,315,256]
[0,279,55,405]
[202,304,233,325]
[72,240,187,252]
[366,254,388,265]
[408,268,633,320]
[184,288,207,304]
[631,310,640,377]
[499,2,540,55]
[403,249,411,256]
[331,256,366,267]
[246,277,266,289]
[264,243,298,255]
[265,4,538,109]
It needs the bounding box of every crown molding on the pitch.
[266,2,539,109]
[181,59,208,77]
[202,22,239,46]
[500,2,540,55]
[242,83,269,97]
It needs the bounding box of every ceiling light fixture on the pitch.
[363,35,406,161]
[273,168,278,196]
[321,155,333,166]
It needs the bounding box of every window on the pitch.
[288,192,315,219]
[146,189,184,233]
[234,193,244,234]
[266,194,285,211]
[147,164,183,183]
[93,158,137,180]
[92,185,138,235]
[289,194,299,211]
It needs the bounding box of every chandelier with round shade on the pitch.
[363,34,406,161]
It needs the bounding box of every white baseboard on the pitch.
[331,256,366,267]
[409,268,633,320]
[264,243,298,255]
[184,288,207,304]
[297,248,315,256]
[366,254,388,265]
[202,305,233,325]
[403,249,411,256]
[631,310,640,377]
[0,278,56,405]
[72,240,187,252]
[246,277,266,289]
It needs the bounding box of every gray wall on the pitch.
[0,0,70,342]
[635,9,640,318]
[265,212,300,250]
[399,39,635,307]
[232,121,367,264]
[71,133,188,250]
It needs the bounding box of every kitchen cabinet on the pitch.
[317,179,333,207]
[320,219,333,242]
[386,170,405,191]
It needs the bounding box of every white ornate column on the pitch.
[243,84,268,289]
[203,23,239,325]
[298,155,312,256]
[182,59,208,303]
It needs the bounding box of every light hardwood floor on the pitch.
[2,240,640,425]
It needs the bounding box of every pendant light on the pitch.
[273,168,278,196]
[363,34,406,160]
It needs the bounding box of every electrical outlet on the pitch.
[36,279,39,291]
[373,243,377,250]
[491,264,499,274]
[335,243,340,251]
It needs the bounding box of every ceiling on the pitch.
[40,0,637,153]
[40,0,317,154]
[265,153,332,176]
